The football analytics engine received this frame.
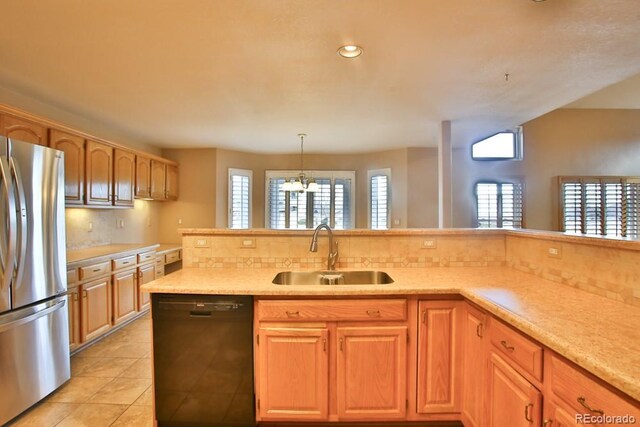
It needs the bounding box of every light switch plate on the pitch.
[240,239,256,248]
[421,239,437,249]
[547,246,562,258]
[195,238,209,248]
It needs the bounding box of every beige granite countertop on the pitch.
[156,244,182,254]
[143,266,640,402]
[67,243,160,267]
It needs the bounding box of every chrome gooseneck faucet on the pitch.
[310,224,338,270]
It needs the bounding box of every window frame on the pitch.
[228,168,252,229]
[368,168,391,230]
[264,170,356,229]
[558,176,640,238]
[471,127,523,161]
[474,179,525,229]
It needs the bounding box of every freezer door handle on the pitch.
[9,156,27,287]
[0,155,17,298]
[0,299,66,334]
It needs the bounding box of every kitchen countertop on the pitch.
[156,244,182,254]
[142,266,640,402]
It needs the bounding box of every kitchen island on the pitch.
[144,265,640,425]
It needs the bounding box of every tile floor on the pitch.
[8,314,153,427]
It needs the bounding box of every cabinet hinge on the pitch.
[406,333,409,344]
[256,334,259,345]
[406,399,409,410]
[257,398,260,409]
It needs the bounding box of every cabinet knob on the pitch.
[285,311,300,317]
[82,290,87,298]
[322,338,327,352]
[366,309,380,317]
[339,337,344,351]
[421,309,427,324]
[543,419,553,427]
[476,322,483,338]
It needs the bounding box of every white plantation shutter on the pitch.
[559,177,640,238]
[265,171,355,229]
[370,174,389,229]
[475,181,523,228]
[228,169,251,229]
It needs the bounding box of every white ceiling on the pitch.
[0,0,639,153]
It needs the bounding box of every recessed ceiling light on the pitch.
[337,45,363,59]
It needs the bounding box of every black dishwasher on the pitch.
[152,294,255,426]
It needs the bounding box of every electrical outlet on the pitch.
[178,218,183,225]
[195,239,209,248]
[394,219,401,226]
[88,222,93,232]
[547,247,562,258]
[240,239,256,248]
[422,239,437,249]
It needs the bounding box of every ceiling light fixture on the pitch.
[337,44,363,58]
[281,134,318,193]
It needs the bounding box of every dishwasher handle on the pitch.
[158,300,246,312]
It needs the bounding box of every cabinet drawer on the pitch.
[112,255,136,271]
[67,268,78,286]
[257,299,407,322]
[138,251,156,264]
[79,261,111,281]
[489,318,543,382]
[165,250,181,264]
[546,353,640,420]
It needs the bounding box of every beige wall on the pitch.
[211,147,438,229]
[452,109,640,230]
[159,148,218,243]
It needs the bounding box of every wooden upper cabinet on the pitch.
[113,149,135,207]
[487,352,542,427]
[85,140,114,206]
[0,113,48,146]
[150,160,166,200]
[417,300,461,414]
[336,326,407,420]
[135,155,151,199]
[166,164,178,200]
[49,129,85,205]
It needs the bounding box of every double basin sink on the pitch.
[272,270,394,286]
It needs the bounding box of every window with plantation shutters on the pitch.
[265,170,355,229]
[228,169,252,229]
[369,172,390,229]
[475,181,523,228]
[559,176,640,238]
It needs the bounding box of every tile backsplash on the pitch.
[181,229,640,307]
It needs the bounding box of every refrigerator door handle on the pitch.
[9,156,27,287]
[0,298,66,334]
[0,155,17,297]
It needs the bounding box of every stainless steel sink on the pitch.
[272,270,394,285]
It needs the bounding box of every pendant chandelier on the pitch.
[282,133,319,193]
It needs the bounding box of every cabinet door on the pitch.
[135,155,151,198]
[417,300,461,413]
[49,129,85,205]
[113,149,135,207]
[67,288,81,351]
[137,263,155,311]
[80,277,112,342]
[112,268,138,324]
[85,140,113,206]
[165,164,178,200]
[257,327,329,421]
[544,400,580,427]
[0,113,48,146]
[487,352,542,427]
[461,303,487,426]
[336,326,407,420]
[150,160,166,200]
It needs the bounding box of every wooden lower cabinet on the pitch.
[337,326,407,420]
[112,268,138,324]
[544,400,580,427]
[80,277,113,342]
[416,300,461,414]
[487,352,542,427]
[257,327,329,421]
[67,288,81,351]
[137,263,155,311]
[461,303,487,427]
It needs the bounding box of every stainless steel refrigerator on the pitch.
[0,137,70,425]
